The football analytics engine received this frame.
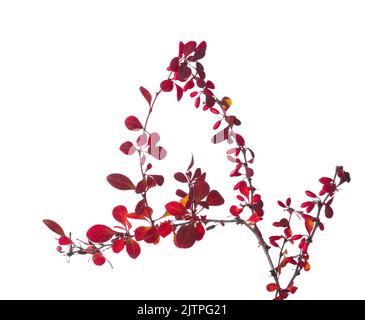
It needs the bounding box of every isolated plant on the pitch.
[43,41,350,300]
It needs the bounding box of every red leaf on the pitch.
[195,222,205,241]
[183,41,197,57]
[112,205,128,226]
[235,133,245,147]
[178,41,184,58]
[150,174,164,186]
[277,201,286,208]
[183,79,195,91]
[135,226,150,241]
[120,141,136,155]
[247,212,262,224]
[195,97,201,108]
[177,64,191,81]
[174,172,187,183]
[126,239,141,259]
[160,79,174,92]
[107,174,135,191]
[194,180,210,202]
[125,116,143,131]
[206,80,215,89]
[266,283,279,292]
[230,205,243,216]
[43,219,65,236]
[213,120,221,130]
[144,227,160,244]
[92,252,106,266]
[112,239,125,253]
[302,214,315,235]
[86,225,115,243]
[165,201,188,216]
[305,190,317,198]
[58,236,72,245]
[175,224,196,248]
[175,84,183,101]
[291,234,303,241]
[135,199,146,215]
[169,57,180,72]
[148,145,167,160]
[205,95,215,107]
[210,108,219,114]
[284,227,292,238]
[286,198,291,206]
[325,205,334,218]
[158,221,173,238]
[135,179,148,194]
[139,86,152,106]
[206,190,224,206]
[319,177,333,184]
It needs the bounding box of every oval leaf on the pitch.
[86,224,115,243]
[43,219,65,236]
[126,239,141,259]
[107,174,135,191]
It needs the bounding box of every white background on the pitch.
[0,0,364,300]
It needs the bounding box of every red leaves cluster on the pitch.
[43,40,351,300]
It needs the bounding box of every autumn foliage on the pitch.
[43,41,350,299]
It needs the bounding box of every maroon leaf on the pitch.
[175,224,196,248]
[86,225,115,243]
[125,116,143,131]
[175,84,183,101]
[325,205,334,219]
[139,86,152,106]
[194,180,210,202]
[183,41,197,57]
[206,190,225,206]
[160,79,174,92]
[165,201,188,216]
[120,141,136,155]
[174,172,187,183]
[169,57,180,72]
[178,64,191,81]
[107,174,135,190]
[43,219,65,236]
[135,199,146,215]
[150,174,164,186]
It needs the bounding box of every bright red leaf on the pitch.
[158,221,173,238]
[112,205,128,226]
[165,201,188,216]
[112,239,125,253]
[125,116,143,131]
[86,224,115,243]
[266,283,279,292]
[92,252,106,266]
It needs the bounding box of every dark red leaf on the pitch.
[126,239,141,259]
[107,174,135,190]
[151,174,164,186]
[183,41,197,57]
[112,205,128,225]
[286,198,291,206]
[135,179,148,194]
[125,116,143,131]
[183,79,195,91]
[120,141,136,155]
[92,252,106,266]
[178,64,191,81]
[206,80,215,89]
[319,177,333,184]
[112,239,125,253]
[160,79,174,92]
[158,221,173,238]
[175,84,183,101]
[165,201,188,216]
[87,225,115,243]
[205,95,215,107]
[195,222,205,241]
[235,133,245,147]
[174,172,187,183]
[43,219,65,236]
[178,41,184,58]
[135,199,146,215]
[194,180,210,202]
[175,224,196,248]
[187,154,194,171]
[139,86,152,106]
[325,205,334,218]
[169,57,180,72]
[206,190,224,206]
[194,97,200,108]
